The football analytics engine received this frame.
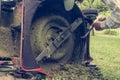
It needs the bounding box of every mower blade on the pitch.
[36,17,83,62]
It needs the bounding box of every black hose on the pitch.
[0,57,12,61]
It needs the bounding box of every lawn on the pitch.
[90,31,120,80]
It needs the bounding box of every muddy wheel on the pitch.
[31,15,75,65]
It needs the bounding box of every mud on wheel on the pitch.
[30,15,75,71]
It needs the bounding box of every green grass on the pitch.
[90,31,120,80]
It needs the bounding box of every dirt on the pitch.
[0,27,15,57]
[0,63,107,80]
[0,27,107,80]
[47,63,107,80]
[0,73,14,80]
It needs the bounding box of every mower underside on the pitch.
[0,0,98,78]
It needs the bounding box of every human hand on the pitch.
[98,17,106,21]
[92,21,103,31]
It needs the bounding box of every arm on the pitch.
[93,0,120,30]
[101,7,120,29]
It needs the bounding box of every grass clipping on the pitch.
[0,27,15,57]
[48,63,106,80]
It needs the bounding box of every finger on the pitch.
[98,18,106,21]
